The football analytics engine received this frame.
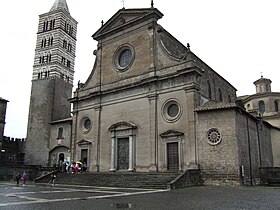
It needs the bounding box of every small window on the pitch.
[275,100,279,112]
[52,19,55,29]
[63,40,67,48]
[266,84,270,92]
[207,80,212,99]
[247,104,250,110]
[218,88,223,102]
[68,43,72,52]
[259,100,265,114]
[228,95,231,103]
[58,127,63,139]
[61,57,66,65]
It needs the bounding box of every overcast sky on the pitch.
[1,0,280,138]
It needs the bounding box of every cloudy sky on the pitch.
[1,0,280,138]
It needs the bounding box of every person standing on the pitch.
[21,171,27,186]
[15,172,20,185]
[50,174,56,186]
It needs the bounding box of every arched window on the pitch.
[228,95,231,103]
[258,100,265,114]
[68,43,72,52]
[275,100,279,112]
[63,40,67,48]
[207,80,212,99]
[48,53,52,62]
[52,19,55,29]
[43,21,47,32]
[58,127,63,139]
[218,88,223,102]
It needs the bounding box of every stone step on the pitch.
[36,171,180,189]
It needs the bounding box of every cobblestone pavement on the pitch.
[0,182,280,209]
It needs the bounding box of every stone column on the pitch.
[148,93,158,171]
[185,83,200,168]
[110,137,116,172]
[93,105,102,172]
[128,135,134,171]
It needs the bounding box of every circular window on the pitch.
[207,128,222,146]
[162,99,182,123]
[81,117,92,134]
[167,104,179,117]
[84,119,91,130]
[114,45,135,71]
[119,49,132,68]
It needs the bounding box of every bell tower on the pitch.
[25,0,77,166]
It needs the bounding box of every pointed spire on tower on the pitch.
[151,0,154,8]
[50,0,70,13]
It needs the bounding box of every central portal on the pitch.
[117,138,129,170]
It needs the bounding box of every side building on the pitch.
[25,0,77,166]
[0,97,8,150]
[239,76,280,167]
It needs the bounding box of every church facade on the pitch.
[24,0,279,185]
[70,7,238,173]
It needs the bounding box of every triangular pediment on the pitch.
[160,130,184,138]
[108,121,137,131]
[92,8,163,40]
[76,139,92,145]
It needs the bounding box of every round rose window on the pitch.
[207,128,222,146]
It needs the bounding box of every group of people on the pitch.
[15,171,27,186]
[14,160,87,187]
[62,160,87,173]
[15,171,56,187]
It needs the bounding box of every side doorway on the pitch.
[167,142,179,171]
[81,149,88,165]
[117,138,130,170]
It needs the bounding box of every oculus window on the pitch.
[162,99,182,123]
[114,44,135,71]
[80,117,92,134]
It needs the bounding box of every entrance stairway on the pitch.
[36,171,180,189]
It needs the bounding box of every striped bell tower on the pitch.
[25,0,78,166]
